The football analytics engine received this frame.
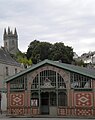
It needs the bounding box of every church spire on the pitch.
[3,28,7,40]
[8,27,10,34]
[14,28,17,35]
[4,28,7,35]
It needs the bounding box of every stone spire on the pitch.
[14,28,17,35]
[8,27,10,34]
[4,28,7,35]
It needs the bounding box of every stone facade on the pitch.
[0,27,23,111]
[0,48,22,89]
[0,47,23,111]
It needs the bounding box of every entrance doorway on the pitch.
[41,92,49,114]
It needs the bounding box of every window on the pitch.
[70,73,92,89]
[40,70,56,87]
[5,42,7,47]
[10,75,27,90]
[58,73,66,88]
[58,92,67,106]
[6,67,9,76]
[15,68,17,74]
[31,92,39,106]
[31,70,56,89]
[31,75,39,89]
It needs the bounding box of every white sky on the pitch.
[0,0,95,56]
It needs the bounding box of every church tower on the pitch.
[3,27,19,55]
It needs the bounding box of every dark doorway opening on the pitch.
[41,92,49,114]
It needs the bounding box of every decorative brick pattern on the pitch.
[32,108,38,115]
[58,108,67,116]
[10,93,24,106]
[75,108,93,116]
[75,92,92,107]
[11,108,24,115]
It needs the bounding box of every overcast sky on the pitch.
[0,0,95,56]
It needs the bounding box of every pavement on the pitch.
[0,116,95,120]
[0,113,95,120]
[0,113,6,118]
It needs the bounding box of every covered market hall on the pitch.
[6,59,95,117]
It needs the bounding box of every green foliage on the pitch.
[74,59,85,66]
[73,57,86,67]
[49,42,73,63]
[15,51,32,67]
[26,40,74,64]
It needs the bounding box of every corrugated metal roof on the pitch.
[6,59,95,82]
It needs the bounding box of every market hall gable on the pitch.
[6,59,95,117]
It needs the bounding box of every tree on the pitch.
[26,40,52,63]
[49,42,74,63]
[27,40,40,60]
[73,59,85,66]
[15,51,32,68]
[26,40,74,64]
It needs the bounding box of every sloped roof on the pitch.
[6,59,95,82]
[0,47,21,66]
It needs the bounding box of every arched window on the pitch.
[31,70,67,89]
[40,70,56,87]
[58,92,67,106]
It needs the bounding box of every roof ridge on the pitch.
[6,59,95,82]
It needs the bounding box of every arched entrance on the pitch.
[31,68,68,115]
[41,92,49,114]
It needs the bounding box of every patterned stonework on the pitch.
[10,93,24,106]
[76,109,92,116]
[58,108,67,115]
[32,108,38,115]
[75,92,92,107]
[11,108,24,115]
